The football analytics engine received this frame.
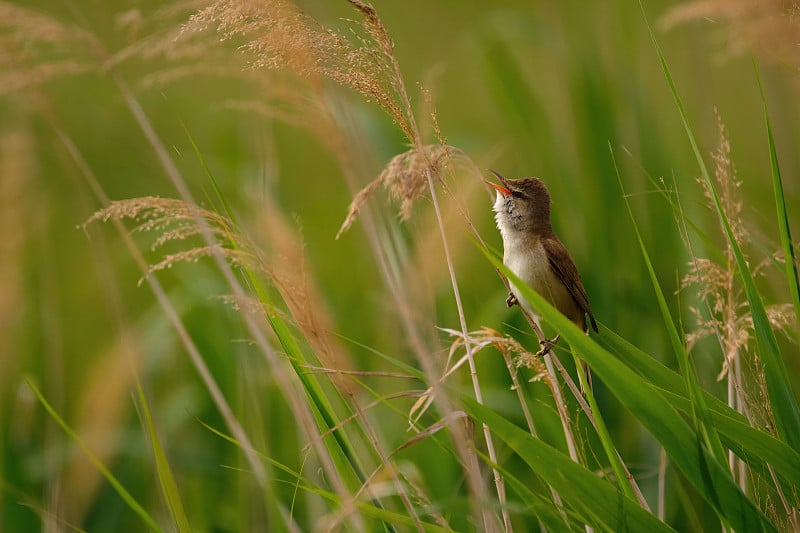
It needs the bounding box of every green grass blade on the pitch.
[473,448,576,531]
[183,131,389,518]
[183,124,237,229]
[599,327,800,487]
[753,59,800,327]
[203,418,451,532]
[641,4,800,451]
[571,346,640,505]
[207,419,449,532]
[134,378,191,533]
[477,245,778,531]
[26,377,164,533]
[612,143,727,465]
[463,397,675,532]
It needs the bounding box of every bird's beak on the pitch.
[485,169,511,196]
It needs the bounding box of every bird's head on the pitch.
[486,169,552,234]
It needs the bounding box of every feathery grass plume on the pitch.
[106,1,243,86]
[337,145,464,237]
[179,0,412,137]
[660,0,800,68]
[179,0,451,236]
[0,2,97,95]
[681,112,794,407]
[478,327,550,385]
[409,327,548,424]
[84,197,256,285]
[86,193,358,395]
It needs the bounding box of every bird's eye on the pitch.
[511,190,523,198]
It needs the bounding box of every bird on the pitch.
[486,169,598,387]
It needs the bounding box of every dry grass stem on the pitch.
[0,2,93,46]
[304,391,426,448]
[300,366,416,380]
[349,401,424,533]
[60,331,141,525]
[57,128,270,490]
[107,2,226,67]
[253,194,358,395]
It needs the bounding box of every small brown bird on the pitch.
[487,170,598,382]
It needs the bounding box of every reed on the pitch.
[2,0,799,531]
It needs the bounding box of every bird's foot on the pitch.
[535,334,561,356]
[506,292,518,308]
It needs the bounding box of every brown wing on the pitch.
[543,236,598,333]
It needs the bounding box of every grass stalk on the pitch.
[499,348,570,527]
[512,305,585,473]
[108,73,372,529]
[753,59,800,330]
[350,397,424,532]
[641,1,800,453]
[572,347,646,509]
[424,168,507,532]
[612,138,727,465]
[133,377,191,533]
[26,378,163,533]
[357,0,507,521]
[57,126,268,480]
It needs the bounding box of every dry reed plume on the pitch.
[409,327,548,425]
[84,197,256,285]
[0,1,97,95]
[677,115,798,524]
[107,1,242,87]
[0,0,240,98]
[681,112,794,412]
[179,0,411,137]
[178,0,458,238]
[337,144,464,237]
[661,0,800,68]
[84,191,360,394]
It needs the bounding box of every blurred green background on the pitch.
[2,0,798,531]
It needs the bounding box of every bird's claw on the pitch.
[506,292,518,308]
[535,334,561,356]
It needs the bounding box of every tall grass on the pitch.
[2,0,799,531]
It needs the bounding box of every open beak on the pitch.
[484,169,511,196]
